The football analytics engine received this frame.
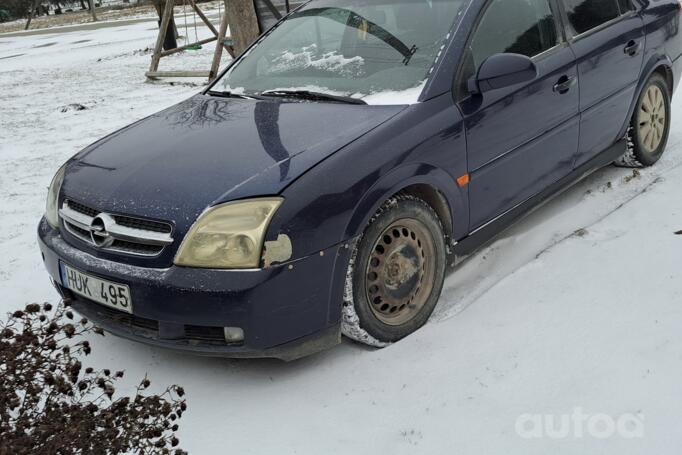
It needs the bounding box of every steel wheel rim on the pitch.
[638,85,666,154]
[364,218,436,326]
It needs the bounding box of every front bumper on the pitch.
[38,218,349,360]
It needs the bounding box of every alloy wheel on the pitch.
[638,84,667,154]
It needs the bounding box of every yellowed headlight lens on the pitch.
[174,198,283,269]
[45,164,66,229]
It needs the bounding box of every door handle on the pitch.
[624,40,641,56]
[553,75,576,94]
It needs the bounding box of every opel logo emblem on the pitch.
[90,213,116,248]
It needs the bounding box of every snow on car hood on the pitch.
[60,94,404,229]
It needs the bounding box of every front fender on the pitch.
[267,93,467,262]
[343,163,469,244]
[262,95,467,327]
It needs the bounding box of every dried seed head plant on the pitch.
[0,301,187,454]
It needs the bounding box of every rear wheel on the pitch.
[616,73,671,167]
[342,194,447,344]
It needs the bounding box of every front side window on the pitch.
[457,0,558,98]
[215,0,466,104]
[562,0,621,35]
[470,0,558,69]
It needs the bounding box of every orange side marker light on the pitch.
[456,174,470,187]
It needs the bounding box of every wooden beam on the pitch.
[159,36,217,57]
[260,0,282,20]
[187,0,218,36]
[146,0,243,82]
[209,0,231,81]
[148,0,175,76]
[146,70,212,78]
[188,0,233,54]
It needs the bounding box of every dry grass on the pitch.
[0,5,157,34]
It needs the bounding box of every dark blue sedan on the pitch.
[38,0,682,359]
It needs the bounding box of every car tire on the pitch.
[616,73,671,168]
[341,194,447,345]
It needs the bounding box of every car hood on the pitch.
[62,94,404,228]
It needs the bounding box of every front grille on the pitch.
[68,223,91,240]
[111,239,166,255]
[88,302,159,332]
[113,215,172,234]
[60,200,174,257]
[184,325,227,342]
[68,199,98,218]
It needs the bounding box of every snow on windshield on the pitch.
[270,45,365,77]
[215,0,464,106]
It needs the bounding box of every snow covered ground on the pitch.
[2,19,682,454]
[0,0,228,34]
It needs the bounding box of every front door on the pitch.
[458,0,580,229]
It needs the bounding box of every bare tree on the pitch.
[227,0,260,55]
[24,0,40,30]
[87,0,97,21]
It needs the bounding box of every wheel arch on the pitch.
[654,63,674,94]
[399,183,454,239]
[620,55,674,139]
[343,164,469,246]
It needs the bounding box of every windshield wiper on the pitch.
[206,90,266,100]
[295,7,416,64]
[260,90,367,105]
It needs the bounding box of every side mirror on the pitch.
[468,53,538,94]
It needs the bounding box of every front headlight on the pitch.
[45,164,66,229]
[174,198,283,269]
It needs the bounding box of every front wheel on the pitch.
[616,73,671,167]
[342,194,447,345]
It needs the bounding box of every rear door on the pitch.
[458,0,580,229]
[560,0,645,166]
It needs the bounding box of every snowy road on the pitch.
[2,20,682,454]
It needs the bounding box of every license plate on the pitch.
[60,263,133,314]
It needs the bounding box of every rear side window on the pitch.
[562,0,621,35]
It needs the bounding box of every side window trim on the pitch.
[561,0,637,42]
[531,41,567,62]
[453,0,494,102]
[569,9,637,41]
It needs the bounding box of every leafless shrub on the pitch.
[0,302,187,454]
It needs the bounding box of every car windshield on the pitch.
[214,0,466,105]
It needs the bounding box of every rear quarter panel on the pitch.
[609,0,681,140]
[640,0,682,91]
